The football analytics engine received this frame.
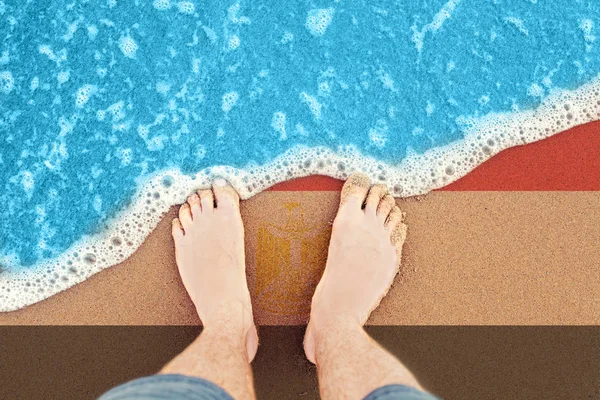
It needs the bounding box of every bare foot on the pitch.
[304,173,407,364]
[172,179,258,362]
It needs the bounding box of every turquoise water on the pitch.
[0,0,598,275]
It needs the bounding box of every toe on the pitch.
[364,184,388,215]
[385,206,403,232]
[212,178,240,209]
[187,193,201,217]
[377,194,396,222]
[391,222,408,262]
[198,189,214,212]
[391,222,408,246]
[171,217,184,238]
[340,172,371,208]
[179,203,193,229]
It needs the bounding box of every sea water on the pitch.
[0,0,599,311]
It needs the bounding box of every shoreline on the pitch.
[1,75,600,312]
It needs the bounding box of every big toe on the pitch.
[340,172,371,208]
[212,178,240,210]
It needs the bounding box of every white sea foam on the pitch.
[369,119,389,148]
[306,8,335,37]
[153,0,171,11]
[119,36,138,58]
[75,84,97,108]
[222,91,239,112]
[57,70,70,85]
[271,111,287,140]
[504,16,529,36]
[412,0,461,52]
[281,32,294,44]
[228,35,240,50]
[1,76,600,311]
[0,70,14,94]
[87,25,98,40]
[299,91,322,119]
[177,1,195,15]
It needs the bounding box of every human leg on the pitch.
[305,173,432,400]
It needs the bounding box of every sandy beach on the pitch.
[1,122,598,326]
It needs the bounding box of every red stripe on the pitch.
[267,174,343,191]
[442,121,600,191]
[268,121,600,192]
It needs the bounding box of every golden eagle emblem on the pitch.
[254,202,331,317]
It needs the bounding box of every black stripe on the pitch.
[0,326,598,400]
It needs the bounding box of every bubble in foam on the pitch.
[177,1,194,14]
[318,82,331,97]
[83,253,97,264]
[107,100,126,121]
[528,83,544,97]
[153,0,171,11]
[222,91,239,112]
[57,71,70,85]
[281,32,294,44]
[579,19,595,42]
[119,36,138,58]
[368,119,389,148]
[116,148,133,166]
[196,144,206,158]
[161,175,174,187]
[228,35,240,50]
[0,70,14,94]
[271,111,287,140]
[21,171,35,196]
[306,8,335,37]
[75,84,97,108]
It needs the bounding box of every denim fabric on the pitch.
[98,374,234,400]
[363,384,441,400]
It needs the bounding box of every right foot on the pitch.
[304,173,407,364]
[172,179,258,362]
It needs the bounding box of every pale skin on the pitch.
[161,173,425,400]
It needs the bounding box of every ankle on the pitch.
[201,301,254,336]
[311,313,363,340]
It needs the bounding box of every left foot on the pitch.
[172,179,258,362]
